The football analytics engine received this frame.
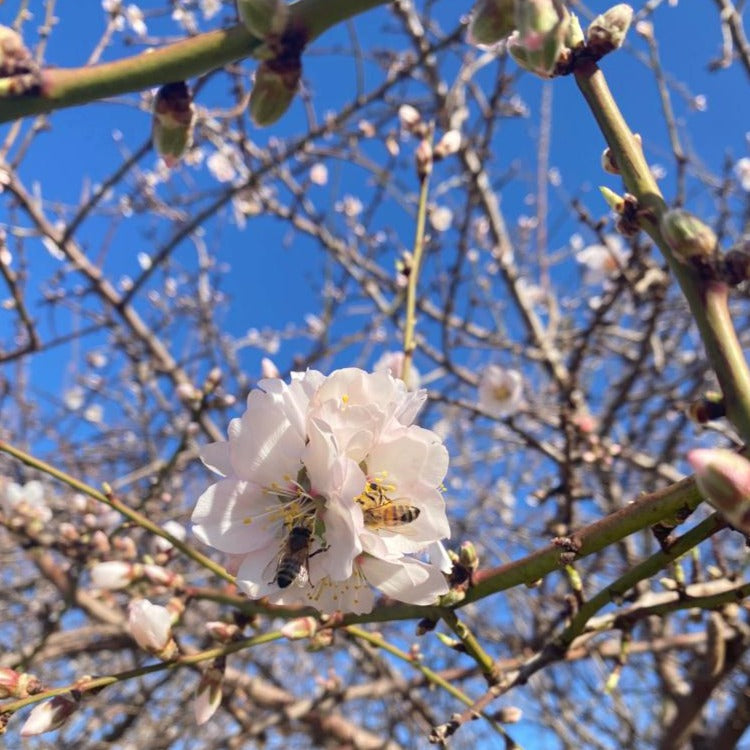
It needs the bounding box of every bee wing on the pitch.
[262,550,282,586]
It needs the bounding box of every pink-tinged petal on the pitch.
[200,441,234,477]
[229,391,305,484]
[317,498,363,580]
[191,478,278,554]
[302,418,339,496]
[368,429,448,489]
[360,555,448,604]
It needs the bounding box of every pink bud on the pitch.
[688,448,750,532]
[20,694,78,736]
[0,667,41,699]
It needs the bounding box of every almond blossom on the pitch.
[477,365,524,417]
[191,368,450,614]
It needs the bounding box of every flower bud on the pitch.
[261,357,281,379]
[90,560,141,590]
[306,628,334,651]
[704,611,726,678]
[458,540,479,573]
[468,0,515,47]
[494,706,523,724]
[433,129,462,160]
[564,12,585,49]
[587,4,634,57]
[398,104,421,131]
[236,0,289,41]
[601,147,619,175]
[152,82,195,168]
[0,668,41,699]
[20,694,79,736]
[416,617,438,635]
[509,0,570,78]
[660,209,717,263]
[128,599,178,659]
[687,392,725,424]
[249,57,301,127]
[599,185,625,213]
[194,663,224,725]
[205,620,240,642]
[281,616,318,640]
[415,139,433,180]
[0,25,40,94]
[688,448,750,532]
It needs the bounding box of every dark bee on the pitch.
[276,526,313,588]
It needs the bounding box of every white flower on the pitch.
[735,157,750,192]
[125,5,147,36]
[477,366,524,418]
[207,150,236,183]
[128,599,174,654]
[429,206,453,233]
[575,235,628,285]
[200,0,222,19]
[191,368,450,614]
[0,480,52,522]
[373,350,421,390]
[309,163,328,186]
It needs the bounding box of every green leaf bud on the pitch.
[659,208,717,262]
[468,0,516,46]
[152,82,195,168]
[587,4,634,57]
[236,0,289,41]
[249,57,301,127]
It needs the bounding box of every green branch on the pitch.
[574,61,750,443]
[0,0,389,124]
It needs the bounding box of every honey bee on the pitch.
[362,503,420,529]
[275,526,313,588]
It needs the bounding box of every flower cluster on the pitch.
[192,368,451,614]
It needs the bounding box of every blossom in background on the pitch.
[735,157,750,192]
[373,350,421,390]
[575,235,628,285]
[477,365,524,418]
[128,599,177,658]
[191,368,450,614]
[0,479,51,522]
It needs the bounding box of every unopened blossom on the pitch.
[735,157,750,192]
[688,449,750,533]
[128,599,177,657]
[0,480,51,522]
[0,667,41,699]
[153,519,187,553]
[261,357,281,379]
[207,150,236,183]
[194,665,224,725]
[191,368,450,614]
[575,235,628,285]
[477,365,524,417]
[90,560,140,589]
[373,350,421,390]
[21,694,79,736]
